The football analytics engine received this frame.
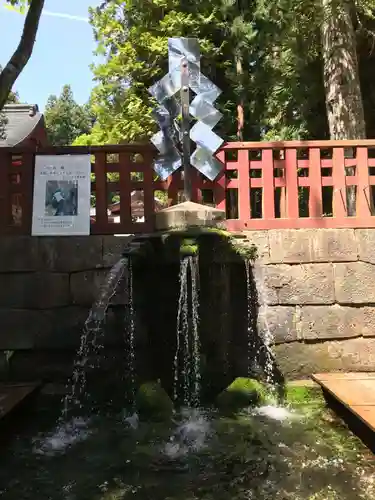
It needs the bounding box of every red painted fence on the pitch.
[1,140,375,235]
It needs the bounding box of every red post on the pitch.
[285,148,299,219]
[262,149,275,220]
[20,152,34,233]
[94,151,108,230]
[119,152,132,226]
[309,148,323,218]
[356,147,371,218]
[332,148,347,219]
[214,150,226,212]
[237,149,250,221]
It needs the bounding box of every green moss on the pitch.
[284,384,324,407]
[230,241,258,260]
[135,381,174,421]
[216,377,269,412]
[179,238,198,256]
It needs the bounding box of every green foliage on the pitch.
[0,65,20,140]
[73,0,375,145]
[44,85,93,146]
[75,0,325,144]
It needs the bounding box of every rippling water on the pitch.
[0,394,374,500]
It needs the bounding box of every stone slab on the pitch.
[334,262,375,304]
[8,350,76,382]
[70,270,127,307]
[0,273,70,309]
[0,309,43,349]
[356,229,375,265]
[257,305,300,344]
[0,237,39,272]
[264,264,335,305]
[0,307,91,350]
[103,235,134,267]
[241,231,270,263]
[268,229,357,264]
[301,305,375,340]
[274,338,375,378]
[38,236,104,272]
[34,307,90,349]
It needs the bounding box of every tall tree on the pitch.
[321,0,366,139]
[78,0,375,147]
[44,85,93,146]
[0,0,45,110]
[321,0,367,214]
[0,65,20,139]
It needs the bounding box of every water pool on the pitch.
[0,393,374,500]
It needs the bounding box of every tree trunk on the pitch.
[0,0,45,111]
[236,55,244,141]
[321,0,366,215]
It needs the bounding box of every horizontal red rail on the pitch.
[1,140,375,235]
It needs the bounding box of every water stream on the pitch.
[63,257,129,418]
[253,262,276,384]
[124,258,136,407]
[173,256,201,407]
[245,260,275,383]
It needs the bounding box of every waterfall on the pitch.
[63,257,129,418]
[253,263,275,384]
[190,256,200,407]
[245,260,275,384]
[124,258,136,407]
[244,260,256,377]
[220,263,231,379]
[173,256,201,407]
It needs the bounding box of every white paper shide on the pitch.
[32,155,91,236]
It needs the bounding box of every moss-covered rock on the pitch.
[135,381,174,421]
[216,377,268,412]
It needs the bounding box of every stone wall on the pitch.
[247,229,375,377]
[0,235,132,380]
[1,229,375,382]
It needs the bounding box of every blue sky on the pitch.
[0,0,102,110]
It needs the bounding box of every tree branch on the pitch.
[0,0,45,110]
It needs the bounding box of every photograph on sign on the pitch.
[31,155,91,236]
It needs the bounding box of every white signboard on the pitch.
[31,155,91,236]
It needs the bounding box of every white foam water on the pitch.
[32,417,91,456]
[164,408,211,458]
[253,405,299,422]
[173,256,201,407]
[123,411,139,430]
[63,258,129,417]
[252,262,276,384]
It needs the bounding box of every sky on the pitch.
[0,0,102,110]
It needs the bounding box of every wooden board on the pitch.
[312,372,375,433]
[0,382,41,420]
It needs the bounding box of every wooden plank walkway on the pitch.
[0,382,41,421]
[312,372,375,433]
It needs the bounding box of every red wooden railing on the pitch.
[1,140,375,235]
